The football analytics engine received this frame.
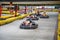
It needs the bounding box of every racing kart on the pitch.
[40,15,49,18]
[27,15,39,20]
[20,20,38,29]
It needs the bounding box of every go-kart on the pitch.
[34,12,49,18]
[40,15,49,18]
[27,15,39,20]
[34,13,41,17]
[39,12,49,18]
[20,20,38,29]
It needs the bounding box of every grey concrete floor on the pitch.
[0,12,58,40]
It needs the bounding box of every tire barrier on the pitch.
[57,13,60,40]
[0,13,32,26]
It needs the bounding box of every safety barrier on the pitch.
[39,9,58,12]
[0,15,14,19]
[2,11,10,14]
[57,13,60,40]
[0,13,31,26]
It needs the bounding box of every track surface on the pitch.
[0,12,58,40]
